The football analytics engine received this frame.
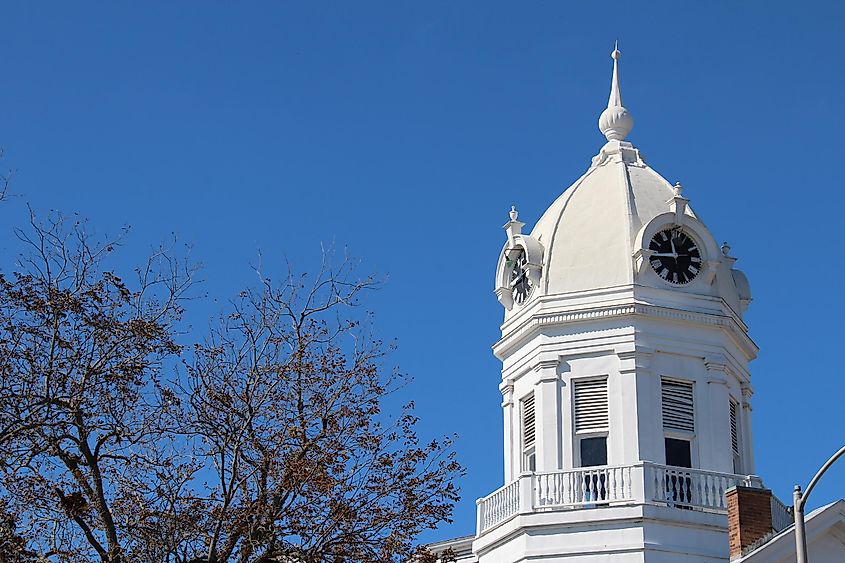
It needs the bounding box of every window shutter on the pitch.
[522,394,536,450]
[730,400,739,456]
[661,379,694,432]
[574,378,608,432]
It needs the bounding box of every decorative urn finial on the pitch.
[598,41,634,142]
[509,205,519,222]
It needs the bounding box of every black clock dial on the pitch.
[508,251,533,305]
[648,229,702,285]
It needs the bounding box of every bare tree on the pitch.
[155,254,462,563]
[0,210,196,562]
[0,212,462,562]
[0,149,12,202]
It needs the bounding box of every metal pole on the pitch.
[793,445,845,563]
[794,485,807,563]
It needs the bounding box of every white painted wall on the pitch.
[497,287,755,480]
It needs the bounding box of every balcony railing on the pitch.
[476,479,520,533]
[770,493,793,532]
[535,464,635,509]
[476,462,760,534]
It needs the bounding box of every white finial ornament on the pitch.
[673,182,683,197]
[504,204,525,247]
[721,241,731,256]
[598,42,634,142]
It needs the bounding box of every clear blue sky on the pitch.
[1,1,843,544]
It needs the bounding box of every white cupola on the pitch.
[495,46,751,318]
[477,46,762,563]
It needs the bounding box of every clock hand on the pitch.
[670,237,678,258]
[651,252,677,257]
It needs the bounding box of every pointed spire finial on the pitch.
[609,41,622,107]
[598,42,634,142]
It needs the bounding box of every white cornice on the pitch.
[493,302,758,362]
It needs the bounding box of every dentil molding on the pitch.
[495,303,755,360]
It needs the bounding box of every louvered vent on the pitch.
[730,400,739,455]
[574,378,608,432]
[522,394,536,450]
[661,379,694,432]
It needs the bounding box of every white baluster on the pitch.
[554,472,562,506]
[704,475,713,507]
[508,483,514,515]
[539,474,547,507]
[655,467,663,503]
[712,476,720,509]
[577,469,584,503]
[712,477,720,509]
[608,467,617,501]
[696,472,703,506]
[537,474,544,507]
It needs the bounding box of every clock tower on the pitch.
[474,46,761,562]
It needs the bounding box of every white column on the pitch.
[741,384,756,474]
[500,380,516,482]
[704,357,732,473]
[617,347,652,465]
[558,360,573,470]
[533,359,561,472]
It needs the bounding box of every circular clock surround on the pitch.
[648,228,702,285]
[508,249,533,305]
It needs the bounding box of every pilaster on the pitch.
[617,347,652,464]
[741,384,755,474]
[533,358,561,472]
[500,380,516,482]
[704,356,732,473]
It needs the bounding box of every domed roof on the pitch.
[495,45,750,319]
[532,140,696,295]
[530,45,696,295]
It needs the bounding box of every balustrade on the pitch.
[477,479,520,533]
[643,462,753,512]
[770,493,793,532]
[476,462,759,534]
[535,465,633,508]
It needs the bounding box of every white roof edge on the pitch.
[425,534,475,551]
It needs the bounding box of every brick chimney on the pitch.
[726,486,775,560]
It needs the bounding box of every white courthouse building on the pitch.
[430,48,845,563]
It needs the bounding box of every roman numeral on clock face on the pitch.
[648,228,703,285]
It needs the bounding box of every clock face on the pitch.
[508,250,533,305]
[648,229,702,285]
